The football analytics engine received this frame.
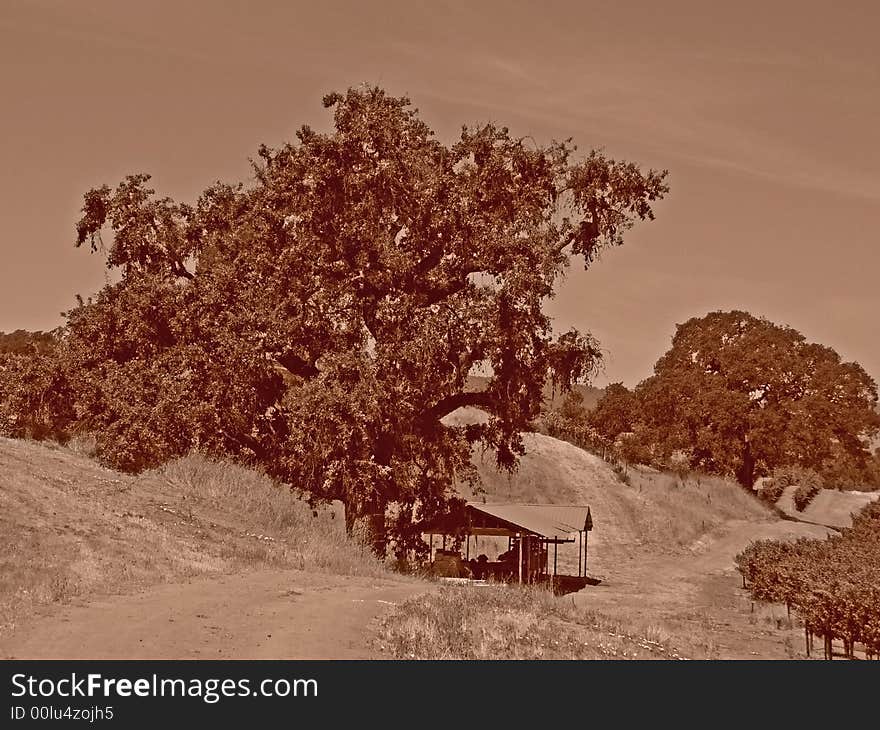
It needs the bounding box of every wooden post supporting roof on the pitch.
[584,530,588,574]
[517,534,522,584]
[578,530,583,577]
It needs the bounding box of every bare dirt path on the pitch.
[0,570,429,660]
[575,519,833,659]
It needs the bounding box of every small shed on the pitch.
[425,502,594,593]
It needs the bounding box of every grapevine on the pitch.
[736,501,880,659]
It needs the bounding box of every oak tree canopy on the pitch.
[30,87,671,553]
[591,311,880,488]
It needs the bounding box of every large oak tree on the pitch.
[54,86,668,553]
[629,311,880,487]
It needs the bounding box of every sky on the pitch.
[1,0,878,387]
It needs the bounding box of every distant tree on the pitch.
[870,451,880,490]
[588,382,638,440]
[633,311,880,488]
[556,389,590,425]
[55,86,668,553]
[0,331,75,440]
[544,390,596,449]
[0,329,56,355]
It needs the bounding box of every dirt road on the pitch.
[575,519,833,659]
[0,570,427,660]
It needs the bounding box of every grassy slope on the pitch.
[0,438,382,637]
[774,485,877,529]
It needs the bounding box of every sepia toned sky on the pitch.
[1,0,878,387]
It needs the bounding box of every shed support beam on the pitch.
[517,534,522,584]
[584,531,589,574]
[578,531,583,577]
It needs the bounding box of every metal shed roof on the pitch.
[465,502,592,540]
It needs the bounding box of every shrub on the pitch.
[762,466,824,510]
[611,462,631,486]
[759,479,785,505]
[0,351,75,442]
[793,482,821,512]
[771,465,825,491]
[667,450,691,480]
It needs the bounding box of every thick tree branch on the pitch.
[422,389,494,423]
[554,230,578,254]
[418,278,469,307]
[410,243,445,280]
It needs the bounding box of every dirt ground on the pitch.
[1,518,832,660]
[0,570,424,660]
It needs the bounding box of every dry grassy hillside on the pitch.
[452,423,771,576]
[0,438,382,637]
[774,486,877,529]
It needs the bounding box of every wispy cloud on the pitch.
[387,39,880,202]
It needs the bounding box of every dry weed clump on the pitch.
[63,433,98,459]
[377,583,706,660]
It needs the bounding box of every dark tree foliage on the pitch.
[766,465,824,510]
[0,329,56,355]
[5,87,670,553]
[606,311,879,488]
[542,389,606,452]
[588,382,638,440]
[0,330,74,440]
